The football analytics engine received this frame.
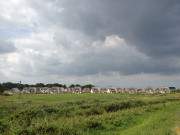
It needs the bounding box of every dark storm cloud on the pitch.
[53,0,180,58]
[26,0,180,75]
[131,0,180,58]
[27,0,178,76]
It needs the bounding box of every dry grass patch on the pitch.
[175,127,180,135]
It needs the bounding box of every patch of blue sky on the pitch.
[0,26,33,39]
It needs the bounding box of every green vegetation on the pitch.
[0,85,6,94]
[0,82,95,91]
[0,93,180,135]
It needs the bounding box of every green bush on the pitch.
[0,121,9,134]
[85,107,104,116]
[104,100,146,112]
[59,127,81,135]
[85,120,104,130]
[35,126,59,135]
[18,129,35,135]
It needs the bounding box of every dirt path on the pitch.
[175,127,180,135]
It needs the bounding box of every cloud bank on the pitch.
[0,0,180,87]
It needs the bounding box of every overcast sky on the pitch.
[0,0,180,87]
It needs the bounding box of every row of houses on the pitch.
[8,87,173,94]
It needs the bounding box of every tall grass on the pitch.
[0,93,180,135]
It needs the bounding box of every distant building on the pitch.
[11,88,20,93]
[8,85,174,95]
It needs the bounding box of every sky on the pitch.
[0,0,180,87]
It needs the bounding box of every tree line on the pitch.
[0,82,95,93]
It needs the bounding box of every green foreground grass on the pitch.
[0,93,180,135]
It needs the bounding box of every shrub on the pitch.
[112,115,135,128]
[59,127,81,135]
[104,100,146,112]
[12,109,45,127]
[85,107,104,116]
[85,120,104,130]
[18,129,35,135]
[35,126,59,135]
[41,106,59,114]
[0,121,9,134]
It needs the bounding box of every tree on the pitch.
[69,84,75,88]
[35,83,45,87]
[0,84,6,94]
[62,84,67,88]
[75,84,81,87]
[2,82,17,89]
[82,84,95,89]
[45,83,67,88]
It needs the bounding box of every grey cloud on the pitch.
[60,46,180,76]
[1,0,180,85]
[0,40,16,54]
[28,0,180,56]
[130,0,180,58]
[49,0,180,58]
[52,0,180,75]
[26,0,180,75]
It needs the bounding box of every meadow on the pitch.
[0,93,180,135]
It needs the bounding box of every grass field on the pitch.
[0,93,180,135]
